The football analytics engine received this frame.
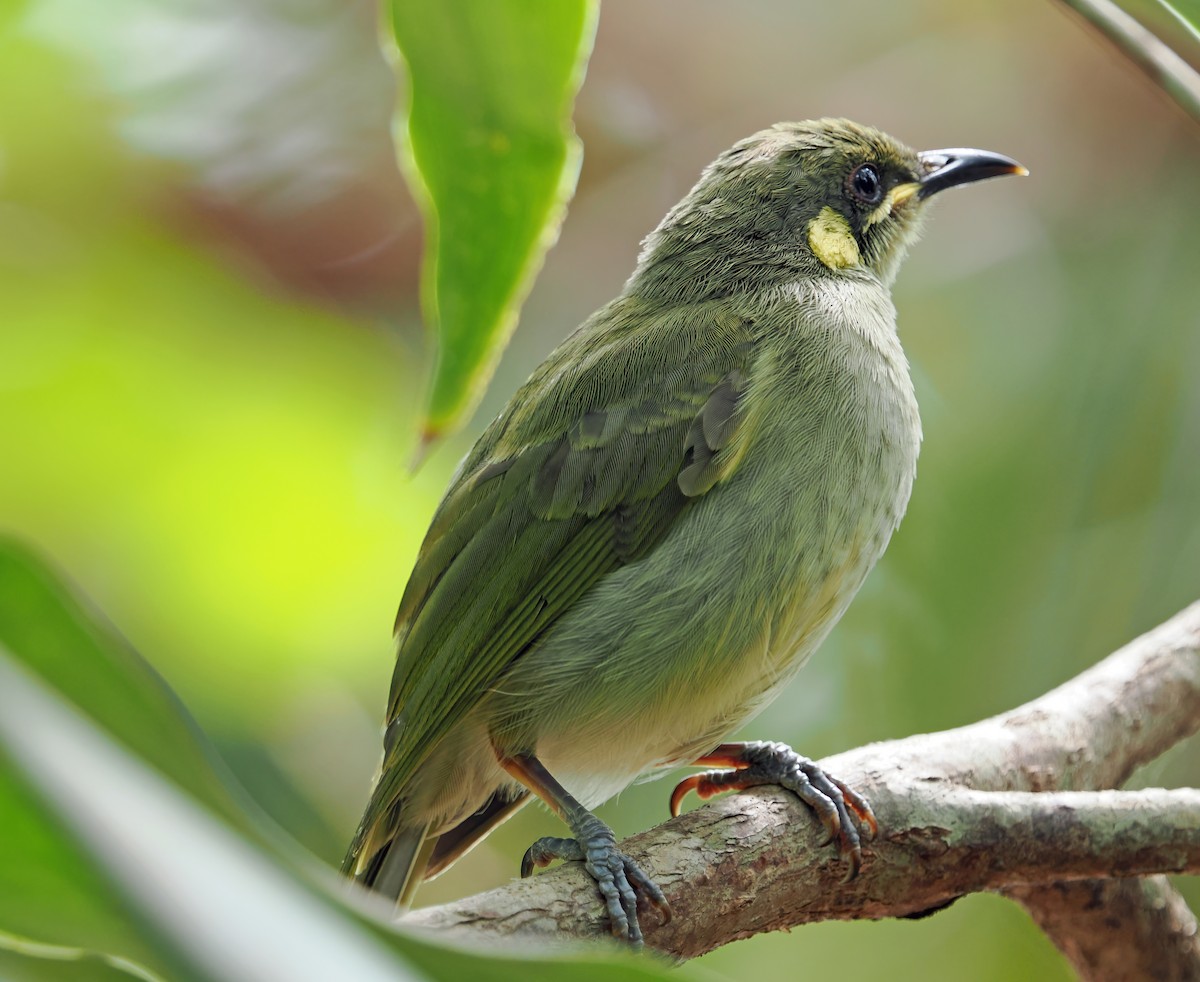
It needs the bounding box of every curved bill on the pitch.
[917,148,1028,199]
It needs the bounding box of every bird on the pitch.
[342,118,1025,944]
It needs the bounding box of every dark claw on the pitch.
[670,740,875,879]
[626,856,672,925]
[521,821,672,944]
[830,775,878,841]
[521,836,582,877]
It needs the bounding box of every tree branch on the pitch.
[1007,877,1200,982]
[404,602,1200,965]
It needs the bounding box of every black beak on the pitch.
[917,148,1027,199]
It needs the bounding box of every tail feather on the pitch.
[343,791,433,906]
[343,784,529,906]
[359,827,435,906]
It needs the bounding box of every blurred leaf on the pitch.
[0,753,164,974]
[385,0,598,442]
[0,541,681,979]
[0,539,260,832]
[0,652,424,982]
[1056,0,1200,121]
[1139,0,1200,65]
[0,931,164,982]
[1155,0,1200,38]
[0,538,391,976]
[0,537,260,975]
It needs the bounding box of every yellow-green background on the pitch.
[2,0,1198,978]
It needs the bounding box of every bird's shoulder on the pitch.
[478,295,762,471]
[404,294,763,602]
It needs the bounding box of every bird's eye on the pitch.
[849,163,883,205]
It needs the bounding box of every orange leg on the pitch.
[670,741,877,879]
[499,751,671,945]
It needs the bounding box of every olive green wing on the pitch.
[376,307,759,803]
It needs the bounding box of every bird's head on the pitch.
[629,118,1025,299]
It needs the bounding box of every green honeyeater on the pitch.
[343,118,1025,942]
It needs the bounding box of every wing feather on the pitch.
[375,302,759,805]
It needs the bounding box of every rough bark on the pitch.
[404,601,1200,974]
[1008,877,1200,982]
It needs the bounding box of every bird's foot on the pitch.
[521,816,671,945]
[670,740,876,879]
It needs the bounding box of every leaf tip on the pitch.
[409,428,439,473]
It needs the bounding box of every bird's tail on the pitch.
[342,785,532,905]
[341,791,433,907]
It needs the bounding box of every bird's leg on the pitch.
[669,741,877,879]
[498,752,671,945]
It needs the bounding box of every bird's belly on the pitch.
[500,457,914,807]
[490,329,920,808]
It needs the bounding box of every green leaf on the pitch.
[0,757,164,976]
[385,0,598,443]
[1152,0,1200,48]
[1056,0,1200,122]
[0,538,251,975]
[0,652,425,981]
[0,538,267,834]
[0,538,413,978]
[0,930,165,982]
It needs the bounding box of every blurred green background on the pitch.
[2,0,1198,978]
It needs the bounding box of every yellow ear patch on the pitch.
[807,206,860,270]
